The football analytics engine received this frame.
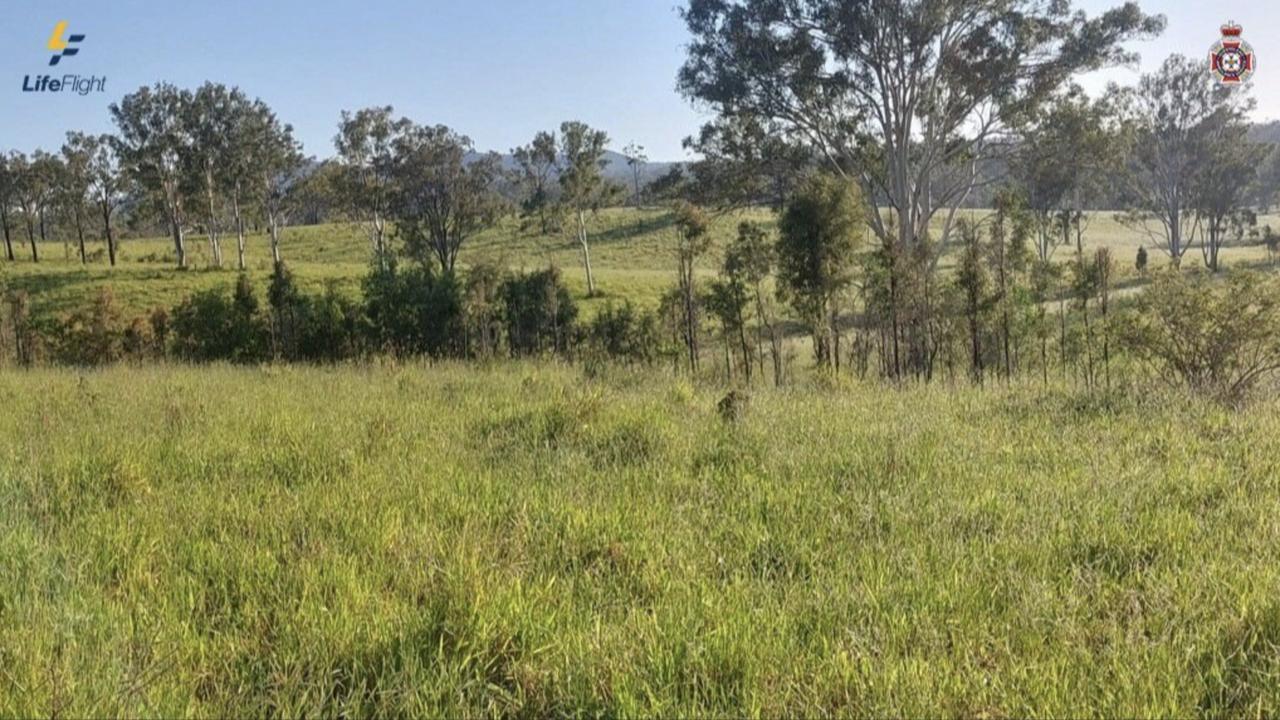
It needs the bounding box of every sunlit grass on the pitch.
[2,362,1280,715]
[6,208,1277,322]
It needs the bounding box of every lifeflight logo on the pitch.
[21,21,106,95]
[46,21,84,66]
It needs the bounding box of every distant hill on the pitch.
[468,150,683,191]
[1249,121,1280,144]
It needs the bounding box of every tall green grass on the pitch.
[3,362,1279,716]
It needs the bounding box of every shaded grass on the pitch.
[2,363,1280,715]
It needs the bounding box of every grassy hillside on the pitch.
[3,363,1280,716]
[5,207,1278,322]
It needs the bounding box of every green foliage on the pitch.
[501,267,576,357]
[268,262,362,362]
[361,262,463,358]
[391,124,503,273]
[777,174,863,365]
[1123,270,1280,402]
[170,274,266,362]
[586,301,663,364]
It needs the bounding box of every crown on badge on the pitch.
[1221,22,1243,38]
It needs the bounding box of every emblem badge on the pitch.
[1210,22,1255,84]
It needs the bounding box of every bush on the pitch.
[171,275,267,362]
[501,267,576,357]
[464,262,505,359]
[48,287,126,365]
[2,291,35,366]
[267,263,363,362]
[362,261,464,358]
[586,301,662,364]
[1123,270,1280,403]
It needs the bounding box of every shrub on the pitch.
[586,301,661,364]
[362,262,463,358]
[501,267,576,357]
[7,291,37,367]
[171,275,267,362]
[267,263,363,362]
[464,262,505,359]
[122,316,156,359]
[1123,270,1280,403]
[49,287,126,365]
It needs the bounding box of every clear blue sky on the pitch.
[1,0,1276,161]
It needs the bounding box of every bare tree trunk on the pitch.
[101,200,116,267]
[74,208,87,264]
[269,215,282,266]
[371,209,388,271]
[25,217,38,263]
[1,209,14,262]
[205,174,221,268]
[722,321,732,381]
[753,285,781,387]
[171,218,186,268]
[578,210,595,296]
[680,257,698,373]
[1058,298,1067,379]
[233,193,246,271]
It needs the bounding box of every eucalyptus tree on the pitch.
[0,154,16,262]
[776,173,865,370]
[11,151,57,263]
[8,153,35,261]
[1115,55,1248,267]
[679,0,1160,378]
[683,114,809,211]
[1191,117,1270,272]
[1010,86,1117,261]
[246,103,304,266]
[224,97,268,270]
[61,132,97,264]
[188,82,247,268]
[334,106,409,270]
[679,0,1162,258]
[673,200,710,371]
[559,120,620,296]
[391,123,503,274]
[511,131,559,233]
[83,134,125,266]
[622,142,648,206]
[111,83,195,268]
[30,152,63,253]
[726,220,782,385]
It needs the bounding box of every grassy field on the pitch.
[5,207,1278,322]
[3,363,1280,716]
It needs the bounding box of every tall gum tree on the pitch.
[335,106,409,271]
[111,83,194,269]
[678,0,1164,257]
[0,154,17,262]
[1114,55,1247,268]
[558,121,619,297]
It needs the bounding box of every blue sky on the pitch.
[1,0,1276,161]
